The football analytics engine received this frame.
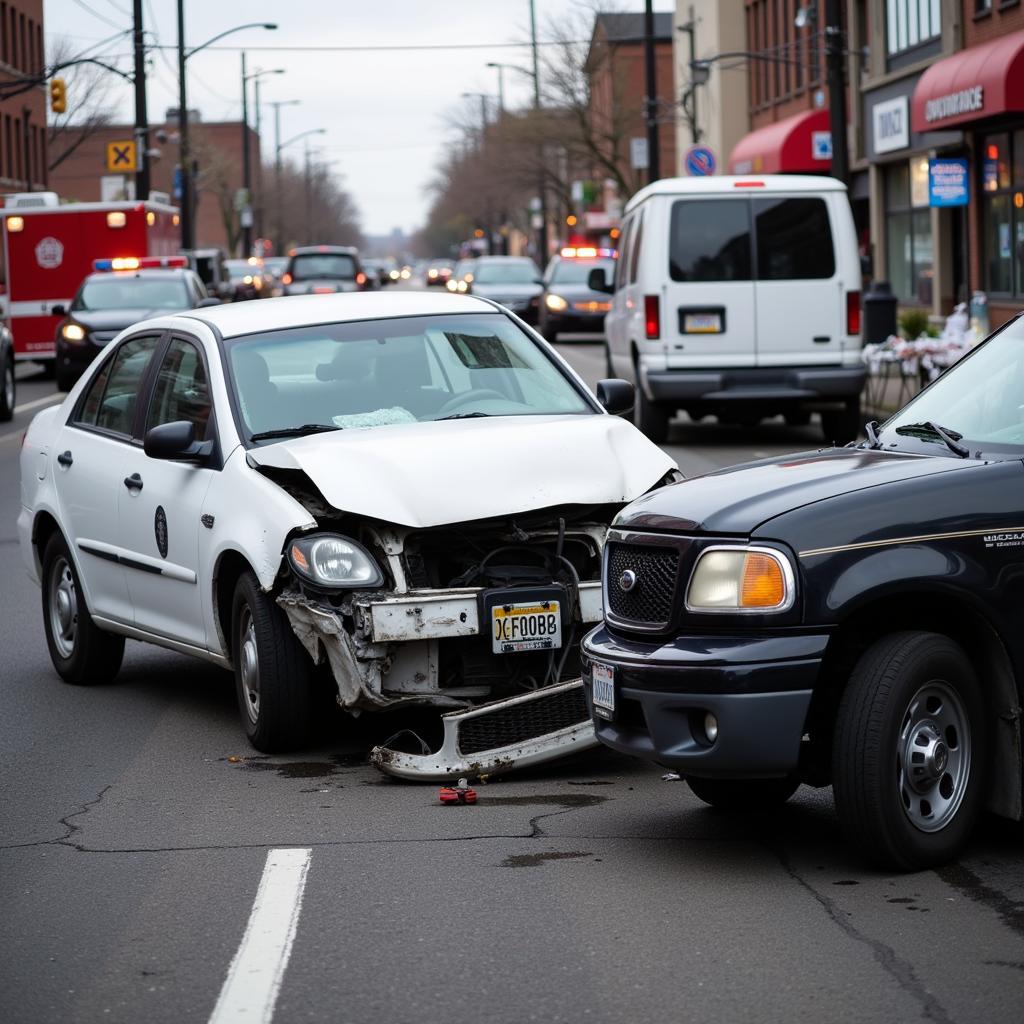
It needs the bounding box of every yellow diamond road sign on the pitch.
[106,140,137,173]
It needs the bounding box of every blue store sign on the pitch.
[684,146,716,176]
[928,158,969,207]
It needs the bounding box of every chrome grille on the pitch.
[606,542,680,627]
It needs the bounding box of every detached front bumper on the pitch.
[581,625,828,778]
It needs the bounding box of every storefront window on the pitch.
[885,160,933,305]
[982,130,1024,297]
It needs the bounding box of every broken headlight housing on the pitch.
[288,534,384,589]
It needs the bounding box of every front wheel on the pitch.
[833,631,986,870]
[0,355,14,421]
[635,386,670,444]
[232,570,315,753]
[687,776,800,810]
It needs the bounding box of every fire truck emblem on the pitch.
[35,236,64,269]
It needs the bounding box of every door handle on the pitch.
[57,450,73,467]
[123,473,143,492]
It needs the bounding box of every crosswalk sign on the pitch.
[106,140,137,173]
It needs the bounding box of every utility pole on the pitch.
[132,0,150,201]
[274,103,284,252]
[240,52,252,257]
[643,0,661,183]
[678,6,700,144]
[304,139,311,244]
[176,0,193,251]
[253,76,264,243]
[824,0,849,184]
[529,0,547,262]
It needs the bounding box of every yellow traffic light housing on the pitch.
[50,78,67,114]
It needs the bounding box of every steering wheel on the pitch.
[437,389,508,416]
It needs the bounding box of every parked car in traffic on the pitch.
[601,175,864,444]
[425,258,455,286]
[463,256,543,325]
[281,246,367,295]
[539,248,616,342]
[445,258,476,294]
[52,257,218,391]
[224,258,269,301]
[19,291,673,780]
[583,312,1024,870]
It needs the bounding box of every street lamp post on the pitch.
[175,7,276,251]
[276,127,326,249]
[270,100,301,251]
[240,63,284,255]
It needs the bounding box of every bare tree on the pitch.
[46,37,117,173]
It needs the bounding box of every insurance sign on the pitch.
[928,158,969,207]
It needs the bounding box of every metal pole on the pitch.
[496,65,505,115]
[825,0,849,184]
[274,102,283,252]
[529,0,547,262]
[177,0,193,250]
[132,0,150,201]
[688,5,698,145]
[254,75,263,244]
[304,139,311,244]
[643,0,660,183]
[240,52,251,257]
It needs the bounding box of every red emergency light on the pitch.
[93,255,188,272]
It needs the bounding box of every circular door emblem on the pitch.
[154,506,168,558]
[618,569,637,592]
[35,236,64,269]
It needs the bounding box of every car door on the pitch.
[118,334,217,649]
[752,194,843,367]
[52,333,163,626]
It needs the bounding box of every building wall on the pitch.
[48,119,261,254]
[674,0,749,176]
[0,0,46,192]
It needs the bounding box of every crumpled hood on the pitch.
[249,414,675,528]
[616,447,983,536]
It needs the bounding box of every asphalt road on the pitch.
[2,344,1023,1024]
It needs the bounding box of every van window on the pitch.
[669,200,752,281]
[616,217,634,290]
[629,211,644,284]
[754,197,835,279]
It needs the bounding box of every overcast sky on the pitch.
[46,0,675,236]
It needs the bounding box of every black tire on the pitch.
[231,570,315,753]
[37,360,56,380]
[0,354,14,422]
[604,343,615,379]
[820,399,861,445]
[687,776,800,810]
[56,364,78,393]
[41,533,124,685]
[635,385,670,444]
[784,410,811,427]
[832,631,986,871]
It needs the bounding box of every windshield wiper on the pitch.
[249,423,343,441]
[435,411,492,421]
[893,420,969,458]
[862,419,883,450]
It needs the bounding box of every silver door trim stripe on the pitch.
[799,526,1024,559]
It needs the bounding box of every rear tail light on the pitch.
[282,273,292,285]
[846,290,861,336]
[644,295,660,339]
[356,272,367,286]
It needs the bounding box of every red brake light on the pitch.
[644,295,660,339]
[846,290,861,335]
[356,272,367,286]
[282,273,292,285]
[733,180,766,188]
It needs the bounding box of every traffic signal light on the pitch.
[50,78,66,114]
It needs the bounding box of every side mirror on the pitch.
[588,268,613,294]
[144,420,212,461]
[596,378,634,417]
[52,304,66,316]
[197,296,221,308]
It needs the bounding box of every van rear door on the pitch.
[752,194,844,367]
[664,198,756,370]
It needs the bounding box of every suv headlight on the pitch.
[288,534,384,589]
[61,323,86,343]
[685,546,795,613]
[545,293,568,312]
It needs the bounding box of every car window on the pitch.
[630,211,644,284]
[288,254,357,280]
[550,259,615,284]
[472,262,539,285]
[616,217,634,290]
[754,197,835,280]
[146,337,212,438]
[76,335,161,436]
[669,199,752,282]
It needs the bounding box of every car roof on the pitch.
[178,290,498,338]
[289,245,358,256]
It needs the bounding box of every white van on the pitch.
[602,175,864,444]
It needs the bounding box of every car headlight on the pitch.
[61,323,86,343]
[685,546,795,613]
[288,534,384,589]
[544,293,566,311]
[446,279,458,292]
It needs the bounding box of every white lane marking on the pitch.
[208,848,312,1024]
[14,394,64,414]
[0,426,26,444]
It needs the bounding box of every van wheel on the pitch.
[687,776,800,810]
[832,632,985,870]
[820,400,861,445]
[232,570,314,753]
[635,387,670,444]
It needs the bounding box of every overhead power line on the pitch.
[149,39,585,54]
[71,0,125,32]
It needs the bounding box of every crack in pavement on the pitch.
[937,863,1024,941]
[768,844,955,1024]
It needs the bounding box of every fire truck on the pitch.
[1,198,179,364]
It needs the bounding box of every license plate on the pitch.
[684,312,722,333]
[492,601,562,654]
[591,662,615,720]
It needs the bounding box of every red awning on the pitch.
[911,29,1024,133]
[728,109,832,175]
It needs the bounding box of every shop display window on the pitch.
[982,130,1024,298]
[885,160,934,305]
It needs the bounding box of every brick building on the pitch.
[48,113,260,254]
[0,0,46,192]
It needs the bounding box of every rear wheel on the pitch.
[232,570,315,753]
[635,386,670,444]
[832,631,985,870]
[0,354,14,421]
[820,399,861,445]
[41,533,124,684]
[687,776,800,810]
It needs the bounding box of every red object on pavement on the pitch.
[438,783,478,805]
[439,787,460,804]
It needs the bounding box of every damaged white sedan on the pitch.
[18,292,675,778]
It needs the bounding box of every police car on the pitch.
[18,291,674,779]
[538,247,616,344]
[583,313,1024,869]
